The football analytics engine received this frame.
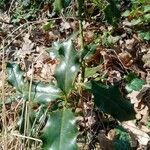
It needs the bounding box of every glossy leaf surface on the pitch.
[53,0,72,13]
[89,81,136,121]
[104,0,121,26]
[54,40,80,95]
[41,109,78,150]
[7,63,25,92]
[125,78,145,93]
[113,126,131,150]
[7,63,62,104]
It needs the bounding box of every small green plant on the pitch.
[122,0,150,40]
[124,72,145,93]
[6,39,136,149]
[92,0,121,26]
[0,0,10,9]
[11,6,38,23]
[10,0,53,23]
[4,0,139,149]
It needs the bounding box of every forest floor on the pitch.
[0,1,150,150]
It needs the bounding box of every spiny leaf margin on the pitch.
[6,63,62,104]
[41,109,78,150]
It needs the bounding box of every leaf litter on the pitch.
[0,1,150,149]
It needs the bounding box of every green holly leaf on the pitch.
[88,81,136,121]
[41,109,78,150]
[54,40,80,95]
[7,63,25,92]
[113,126,131,150]
[6,63,62,104]
[125,78,145,93]
[104,0,121,26]
[53,0,72,13]
[47,41,62,60]
[28,82,62,104]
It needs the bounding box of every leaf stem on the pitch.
[79,20,84,51]
[77,0,85,82]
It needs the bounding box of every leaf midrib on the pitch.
[59,109,65,150]
[64,51,79,94]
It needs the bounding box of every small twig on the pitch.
[25,62,34,147]
[12,133,42,142]
[0,28,27,51]
[0,16,77,52]
[8,0,16,15]
[76,0,85,82]
[0,19,12,24]
[3,16,77,41]
[1,40,8,150]
[76,0,87,149]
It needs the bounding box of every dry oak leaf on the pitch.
[118,51,133,67]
